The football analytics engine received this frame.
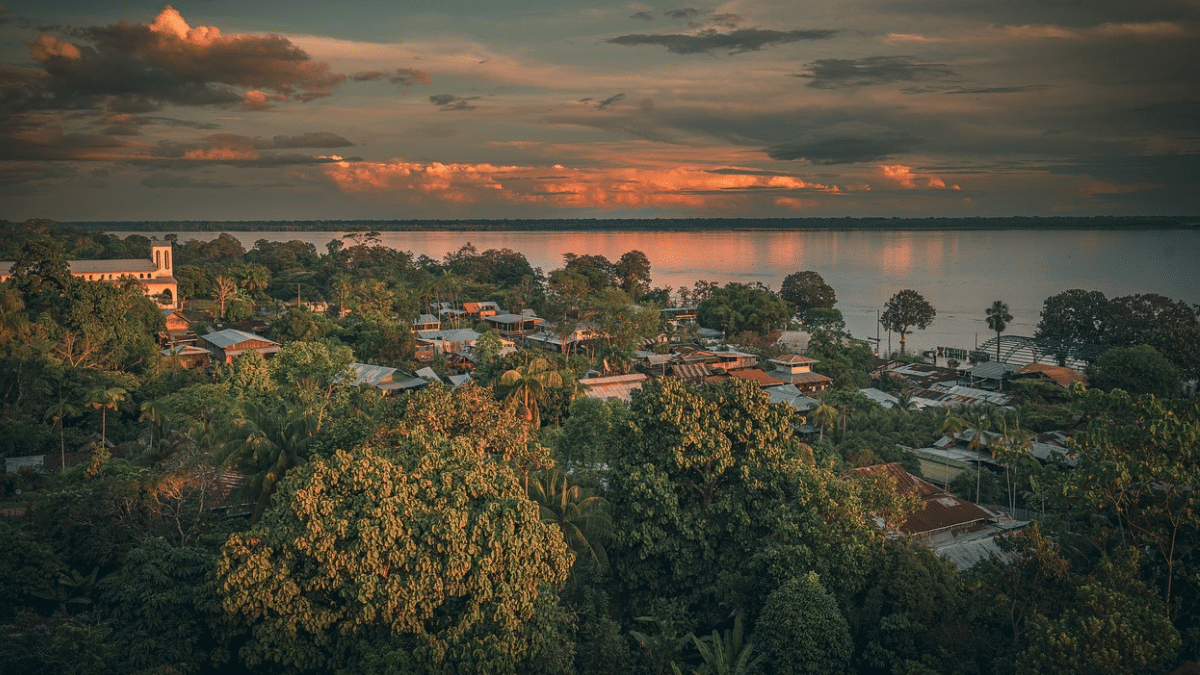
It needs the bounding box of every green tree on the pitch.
[986,300,1013,362]
[212,441,572,673]
[495,357,565,430]
[1016,555,1180,675]
[696,283,790,336]
[608,378,879,622]
[779,270,836,316]
[85,387,127,448]
[753,572,853,675]
[221,398,319,520]
[529,469,613,571]
[810,399,839,442]
[615,250,653,298]
[1094,344,1181,397]
[1035,289,1110,362]
[880,289,935,356]
[1056,391,1200,622]
[45,398,81,469]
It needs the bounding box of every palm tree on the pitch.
[220,399,318,520]
[85,387,127,449]
[675,612,762,675]
[45,399,80,469]
[528,469,612,571]
[212,275,238,320]
[985,300,1013,363]
[494,357,563,430]
[964,407,995,502]
[810,400,839,442]
[138,399,171,464]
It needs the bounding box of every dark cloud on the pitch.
[767,134,926,164]
[429,94,479,111]
[270,132,355,148]
[630,11,654,21]
[141,172,236,189]
[607,27,840,55]
[945,85,1048,94]
[4,7,345,118]
[351,68,431,86]
[797,57,957,88]
[665,8,702,20]
[596,93,626,110]
[707,167,797,177]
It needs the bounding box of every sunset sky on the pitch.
[1,1,1197,221]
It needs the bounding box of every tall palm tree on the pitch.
[810,400,839,442]
[985,300,1013,363]
[964,407,994,502]
[45,399,80,469]
[528,469,612,571]
[138,399,172,464]
[495,357,563,430]
[85,387,126,449]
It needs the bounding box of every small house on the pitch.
[199,328,280,364]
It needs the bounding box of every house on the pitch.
[767,383,820,413]
[198,328,281,364]
[343,362,432,394]
[462,301,502,320]
[661,306,698,325]
[850,462,1021,569]
[484,313,542,338]
[417,328,483,355]
[0,241,179,308]
[412,314,440,332]
[766,354,832,394]
[163,308,190,334]
[1011,362,1088,389]
[966,361,1022,391]
[874,361,961,389]
[728,368,784,388]
[162,344,211,368]
[580,373,648,403]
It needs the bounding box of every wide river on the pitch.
[126,229,1200,357]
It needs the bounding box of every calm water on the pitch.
[127,229,1200,356]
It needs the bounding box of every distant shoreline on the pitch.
[65,216,1199,233]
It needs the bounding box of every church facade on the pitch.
[0,242,179,309]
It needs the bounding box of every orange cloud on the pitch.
[880,164,960,190]
[324,159,837,209]
[183,147,260,161]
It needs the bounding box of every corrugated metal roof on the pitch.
[415,367,442,383]
[203,328,277,349]
[729,369,784,387]
[851,462,943,498]
[672,363,711,381]
[969,361,1021,380]
[345,362,399,387]
[418,328,481,343]
[766,384,819,411]
[771,354,818,365]
[581,373,647,403]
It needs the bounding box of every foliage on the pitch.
[1094,344,1181,397]
[615,250,653,298]
[608,378,879,623]
[1016,555,1180,675]
[1054,391,1200,629]
[986,300,1013,361]
[495,356,566,429]
[212,441,572,673]
[752,572,853,675]
[880,289,936,356]
[779,270,836,316]
[696,283,790,336]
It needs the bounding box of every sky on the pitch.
[1,0,1197,221]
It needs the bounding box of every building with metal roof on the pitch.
[580,373,648,403]
[199,329,280,363]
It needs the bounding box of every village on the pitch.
[0,226,1195,675]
